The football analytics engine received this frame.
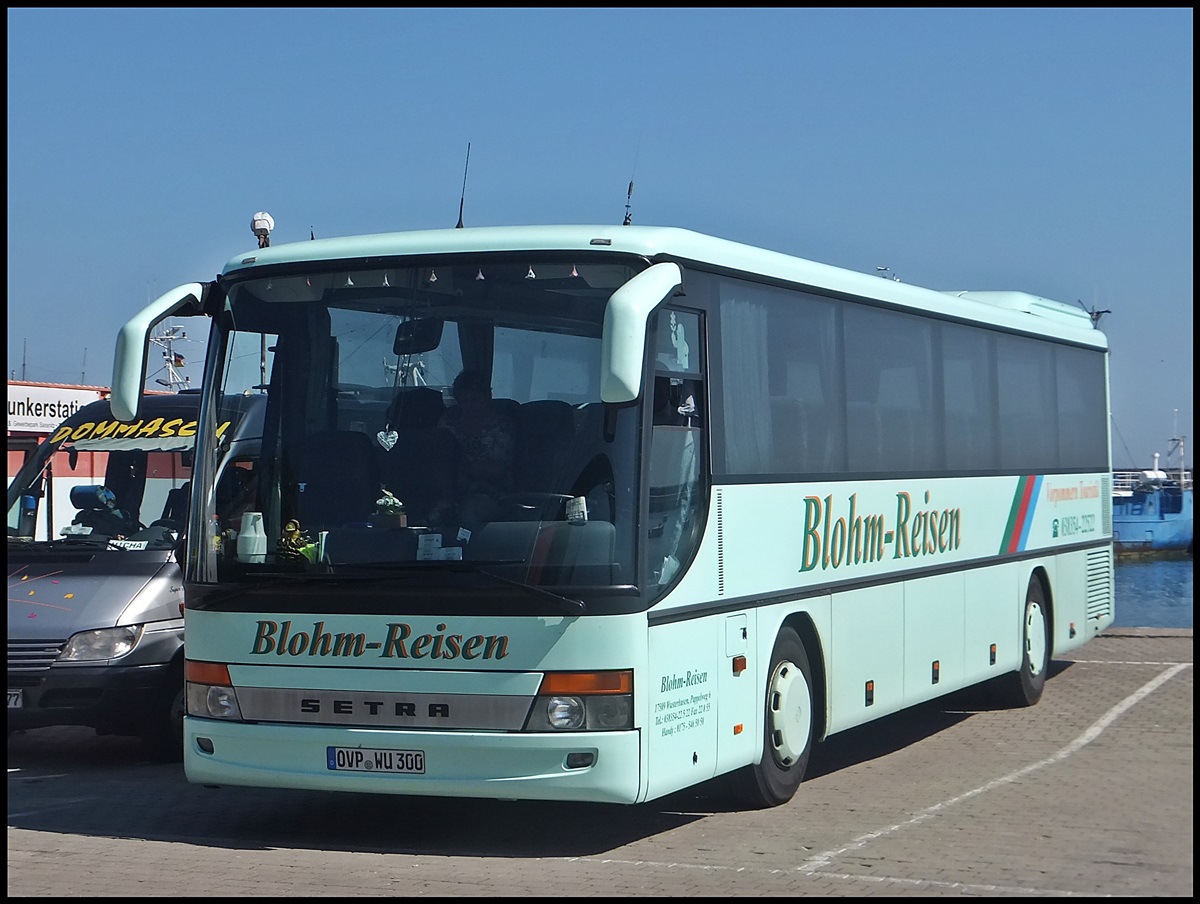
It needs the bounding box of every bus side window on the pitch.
[217,463,258,532]
[648,375,704,590]
[653,376,702,428]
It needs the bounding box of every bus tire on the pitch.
[992,575,1050,708]
[729,627,813,809]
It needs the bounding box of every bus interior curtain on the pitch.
[719,295,771,472]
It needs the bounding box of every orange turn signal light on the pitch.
[539,670,632,695]
[186,660,232,685]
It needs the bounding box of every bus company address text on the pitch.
[655,669,711,738]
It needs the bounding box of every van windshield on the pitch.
[7,394,262,551]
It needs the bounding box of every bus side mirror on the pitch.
[600,262,683,403]
[112,284,206,421]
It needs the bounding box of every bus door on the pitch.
[646,308,707,592]
[645,307,729,798]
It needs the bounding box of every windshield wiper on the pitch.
[447,562,586,614]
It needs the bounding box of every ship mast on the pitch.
[1167,409,1187,488]
[149,323,190,391]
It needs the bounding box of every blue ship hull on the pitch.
[1112,478,1193,556]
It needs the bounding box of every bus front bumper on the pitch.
[184,718,644,804]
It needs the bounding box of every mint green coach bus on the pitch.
[108,222,1114,808]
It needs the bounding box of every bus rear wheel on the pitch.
[729,627,813,809]
[991,575,1050,708]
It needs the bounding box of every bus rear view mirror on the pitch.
[393,318,444,355]
[112,283,207,421]
[600,262,683,403]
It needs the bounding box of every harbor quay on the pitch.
[8,629,1193,897]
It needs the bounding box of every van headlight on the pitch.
[59,625,143,661]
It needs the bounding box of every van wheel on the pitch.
[991,575,1051,708]
[141,684,185,762]
[728,627,813,808]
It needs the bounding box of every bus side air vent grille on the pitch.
[1085,547,1113,620]
[1101,474,1113,536]
[716,490,725,596]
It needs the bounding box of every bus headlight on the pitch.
[546,696,585,729]
[185,683,243,720]
[184,660,243,720]
[523,670,634,731]
[587,694,633,730]
[60,625,143,661]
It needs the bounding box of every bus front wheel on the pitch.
[729,627,813,809]
[991,575,1051,708]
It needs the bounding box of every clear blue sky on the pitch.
[7,8,1193,468]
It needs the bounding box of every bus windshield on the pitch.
[195,255,652,613]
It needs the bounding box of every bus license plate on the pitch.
[327,746,425,774]
[7,689,23,709]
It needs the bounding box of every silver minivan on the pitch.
[7,391,262,759]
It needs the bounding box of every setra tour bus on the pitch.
[106,220,1114,807]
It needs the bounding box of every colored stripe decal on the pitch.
[1015,474,1042,551]
[999,477,1028,552]
[1000,475,1042,554]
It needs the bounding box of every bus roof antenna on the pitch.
[1075,298,1110,328]
[456,142,471,228]
[622,132,641,225]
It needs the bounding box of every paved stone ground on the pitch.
[8,629,1192,897]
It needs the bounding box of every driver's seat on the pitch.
[68,484,139,537]
[152,482,190,530]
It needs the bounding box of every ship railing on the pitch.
[1112,468,1193,493]
[1113,469,1147,493]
